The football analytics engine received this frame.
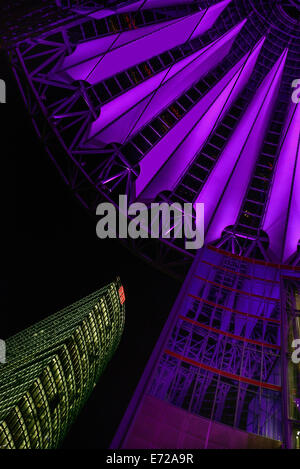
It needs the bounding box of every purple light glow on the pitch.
[9,0,300,450]
[84,0,222,20]
[263,102,300,262]
[138,35,265,200]
[88,21,247,146]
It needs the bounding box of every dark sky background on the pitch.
[1,50,180,449]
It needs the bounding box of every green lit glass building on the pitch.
[0,278,125,449]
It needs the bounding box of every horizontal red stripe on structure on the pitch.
[200,259,280,284]
[281,274,300,282]
[178,315,281,350]
[187,293,281,324]
[207,245,300,272]
[164,349,282,392]
[194,274,279,302]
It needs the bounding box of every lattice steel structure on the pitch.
[282,275,300,448]
[4,0,300,277]
[112,248,299,449]
[0,279,125,449]
[3,0,300,449]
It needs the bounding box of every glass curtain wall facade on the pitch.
[282,276,300,449]
[3,0,300,450]
[0,278,125,449]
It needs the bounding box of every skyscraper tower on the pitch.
[4,0,300,449]
[0,279,125,449]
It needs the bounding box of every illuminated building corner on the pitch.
[0,278,125,449]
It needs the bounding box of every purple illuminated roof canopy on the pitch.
[5,0,300,275]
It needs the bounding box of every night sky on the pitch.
[1,50,179,449]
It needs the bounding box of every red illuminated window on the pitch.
[119,286,125,305]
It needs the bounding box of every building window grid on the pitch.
[74,331,89,390]
[19,392,43,449]
[5,406,31,449]
[31,374,54,447]
[57,345,78,417]
[0,281,125,448]
[150,353,282,440]
[66,338,84,404]
[88,310,102,349]
[80,319,98,385]
[50,357,69,420]
[82,317,97,357]
[46,362,64,445]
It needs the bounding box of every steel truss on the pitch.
[5,0,300,279]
